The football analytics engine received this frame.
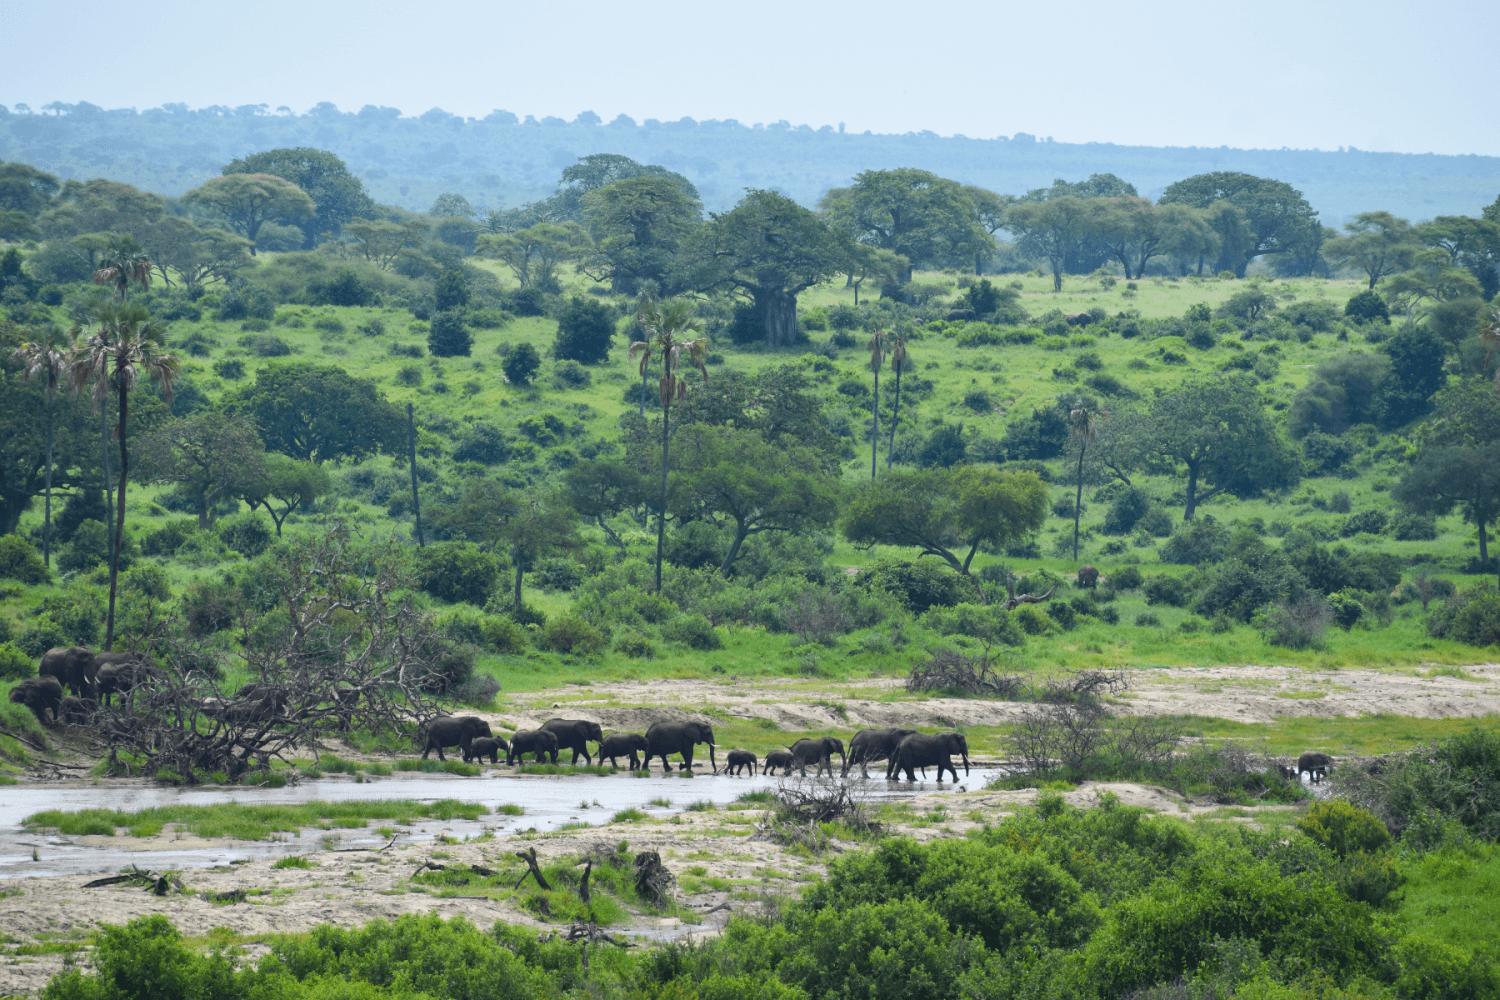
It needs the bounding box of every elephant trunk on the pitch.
[707,742,717,774]
[961,752,970,776]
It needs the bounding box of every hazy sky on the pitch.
[4,0,1498,156]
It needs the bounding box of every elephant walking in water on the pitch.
[889,732,970,783]
[844,728,918,777]
[420,716,493,761]
[725,750,758,775]
[598,733,649,770]
[788,737,845,776]
[644,720,717,773]
[542,718,604,765]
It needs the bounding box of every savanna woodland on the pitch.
[0,131,1499,1000]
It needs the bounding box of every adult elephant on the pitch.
[644,720,717,774]
[888,732,970,783]
[844,728,919,778]
[789,737,845,776]
[94,651,152,707]
[598,733,649,770]
[507,729,559,765]
[420,716,493,761]
[541,718,604,765]
[40,646,97,698]
[9,676,64,726]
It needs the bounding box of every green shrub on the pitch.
[1160,517,1229,566]
[1110,565,1143,590]
[16,615,67,657]
[416,543,501,607]
[501,342,541,386]
[0,641,31,680]
[428,310,472,357]
[1297,801,1392,859]
[1015,604,1058,636]
[217,514,271,558]
[551,295,617,365]
[478,615,527,655]
[0,535,49,585]
[141,518,198,557]
[922,603,1025,646]
[1428,586,1500,647]
[1142,575,1189,607]
[1046,600,1077,631]
[1327,590,1365,631]
[857,558,968,613]
[614,631,656,658]
[660,613,721,650]
[537,613,606,656]
[58,519,134,573]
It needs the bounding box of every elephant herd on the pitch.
[8,646,153,728]
[417,715,969,784]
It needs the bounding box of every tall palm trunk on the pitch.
[99,402,115,568]
[871,364,880,480]
[655,398,671,594]
[42,403,54,567]
[1073,439,1086,561]
[886,359,903,469]
[105,377,130,650]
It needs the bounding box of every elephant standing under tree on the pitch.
[644,720,717,773]
[725,749,758,776]
[844,728,919,777]
[40,646,97,698]
[420,716,493,761]
[889,732,970,783]
[542,718,604,765]
[508,729,560,765]
[10,676,64,726]
[789,737,845,776]
[598,732,649,770]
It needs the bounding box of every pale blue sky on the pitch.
[3,0,1497,156]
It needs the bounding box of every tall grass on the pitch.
[24,799,485,840]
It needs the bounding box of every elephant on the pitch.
[93,652,152,706]
[221,685,289,726]
[725,749,758,776]
[10,676,64,726]
[1077,565,1099,589]
[40,646,98,699]
[1277,764,1298,782]
[420,716,493,761]
[507,729,559,765]
[644,720,717,774]
[59,696,97,725]
[789,737,845,776]
[946,309,976,321]
[541,718,604,765]
[598,732,649,770]
[844,728,919,778]
[762,750,796,776]
[1298,751,1335,783]
[889,732,970,783]
[463,736,509,764]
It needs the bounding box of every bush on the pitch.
[1046,600,1077,631]
[551,359,592,389]
[142,519,198,557]
[452,422,509,464]
[1296,801,1392,859]
[614,631,656,658]
[1427,586,1500,647]
[857,559,969,613]
[1255,594,1332,649]
[1327,590,1365,631]
[661,613,722,650]
[16,615,67,657]
[1015,604,1058,635]
[0,642,31,681]
[501,342,541,386]
[1391,514,1438,541]
[427,310,473,357]
[922,603,1026,647]
[58,519,134,573]
[537,613,607,655]
[1345,289,1389,324]
[1160,517,1229,566]
[416,543,501,607]
[552,295,617,364]
[238,333,291,357]
[1340,509,1387,537]
[1142,576,1190,607]
[213,358,245,380]
[217,514,271,559]
[478,615,527,655]
[532,558,584,592]
[0,535,49,585]
[1102,487,1154,535]
[1110,566,1143,591]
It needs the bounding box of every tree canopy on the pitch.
[1158,171,1322,277]
[223,147,374,248]
[228,362,405,463]
[184,174,316,254]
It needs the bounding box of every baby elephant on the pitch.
[1298,751,1335,783]
[598,732,649,770]
[59,696,98,726]
[762,749,795,776]
[507,728,560,765]
[463,736,509,764]
[725,749,758,776]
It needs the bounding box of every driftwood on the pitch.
[907,646,1026,697]
[81,865,182,894]
[514,847,552,891]
[1000,585,1055,611]
[633,850,673,906]
[538,921,635,972]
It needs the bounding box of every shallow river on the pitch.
[0,766,998,880]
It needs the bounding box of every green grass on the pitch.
[23,799,486,841]
[611,808,648,823]
[514,762,616,776]
[272,855,316,869]
[1397,844,1500,957]
[393,758,481,777]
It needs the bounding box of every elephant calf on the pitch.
[507,729,560,765]
[598,732,649,770]
[59,696,97,726]
[725,749,758,776]
[762,750,795,776]
[1298,751,1334,783]
[10,676,64,727]
[93,651,151,706]
[542,718,604,765]
[421,716,493,761]
[463,736,509,764]
[889,731,970,783]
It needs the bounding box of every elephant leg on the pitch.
[422,745,432,760]
[436,745,447,761]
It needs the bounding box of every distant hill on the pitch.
[3,102,1497,224]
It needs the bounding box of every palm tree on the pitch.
[92,237,153,302]
[69,303,181,650]
[11,324,73,567]
[1069,407,1102,562]
[868,331,887,479]
[631,297,707,594]
[886,333,909,469]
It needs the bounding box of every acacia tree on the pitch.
[1005,197,1093,291]
[962,186,1016,275]
[478,223,590,292]
[10,324,73,566]
[631,297,708,593]
[829,168,993,278]
[1157,171,1321,277]
[563,458,647,550]
[1395,445,1500,582]
[840,466,1049,604]
[238,454,331,537]
[183,174,315,254]
[1325,211,1419,289]
[135,411,266,530]
[222,147,374,248]
[69,302,181,650]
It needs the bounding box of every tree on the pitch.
[552,153,699,222]
[1395,445,1500,577]
[434,268,471,311]
[1377,325,1449,428]
[478,223,589,291]
[579,176,702,294]
[962,186,1016,275]
[501,342,541,386]
[183,174,315,254]
[0,357,97,537]
[674,425,841,574]
[223,147,374,248]
[135,410,266,530]
[887,334,910,468]
[1418,215,1500,301]
[1094,199,1214,280]
[1005,197,1093,291]
[1380,252,1486,321]
[1158,172,1321,277]
[828,168,994,278]
[10,324,73,565]
[149,219,252,286]
[678,189,856,347]
[867,332,887,479]
[840,466,1049,604]
[91,236,153,300]
[1324,211,1419,289]
[426,480,578,612]
[1068,407,1101,561]
[68,302,181,650]
[430,193,475,218]
[1146,374,1299,520]
[239,454,331,536]
[552,295,619,364]
[228,362,405,463]
[344,216,429,270]
[0,160,60,216]
[563,458,647,550]
[632,297,707,593]
[427,311,472,357]
[37,178,165,249]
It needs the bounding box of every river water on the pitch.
[0,766,996,879]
